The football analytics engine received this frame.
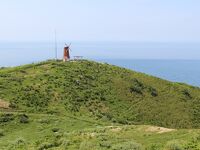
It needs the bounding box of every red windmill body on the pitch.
[63,44,70,62]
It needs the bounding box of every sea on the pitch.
[0,42,200,87]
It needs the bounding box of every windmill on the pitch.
[63,43,71,62]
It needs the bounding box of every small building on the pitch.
[74,56,83,61]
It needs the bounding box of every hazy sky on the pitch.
[0,0,200,42]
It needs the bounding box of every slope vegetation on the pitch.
[1,60,200,128]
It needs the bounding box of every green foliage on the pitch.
[38,142,59,150]
[12,85,51,111]
[52,128,60,133]
[148,87,158,97]
[148,144,161,150]
[183,134,200,150]
[165,141,184,150]
[112,141,143,150]
[38,118,50,124]
[0,129,4,137]
[0,113,14,123]
[130,79,144,94]
[0,111,200,150]
[1,60,200,129]
[79,141,96,150]
[19,114,29,124]
[99,141,112,149]
[182,89,192,99]
[8,137,27,150]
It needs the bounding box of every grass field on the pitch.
[1,60,200,149]
[1,111,200,150]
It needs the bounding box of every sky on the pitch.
[0,0,200,42]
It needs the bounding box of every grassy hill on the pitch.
[1,60,200,129]
[2,60,200,149]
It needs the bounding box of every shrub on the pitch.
[183,142,198,150]
[37,139,62,150]
[38,142,55,150]
[0,113,14,123]
[8,137,27,149]
[117,118,128,125]
[99,141,112,149]
[182,89,192,99]
[19,114,29,124]
[183,134,200,150]
[0,129,4,137]
[52,128,60,133]
[151,90,158,97]
[12,85,51,111]
[61,140,70,148]
[130,86,143,94]
[38,119,50,124]
[165,141,183,150]
[148,87,158,97]
[9,101,18,109]
[130,79,144,94]
[15,137,26,145]
[112,141,143,150]
[79,141,96,150]
[149,144,161,150]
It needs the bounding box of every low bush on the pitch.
[18,114,29,124]
[148,87,158,97]
[182,89,192,99]
[165,141,183,150]
[15,137,26,145]
[52,128,60,133]
[8,137,27,149]
[0,129,4,137]
[130,79,144,95]
[38,142,55,150]
[99,141,112,149]
[38,118,50,124]
[183,142,199,150]
[112,141,143,150]
[12,85,51,111]
[37,137,62,150]
[79,141,96,150]
[183,134,200,150]
[148,144,161,150]
[9,101,18,109]
[0,113,14,123]
[117,118,128,125]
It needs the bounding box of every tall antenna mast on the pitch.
[54,29,57,60]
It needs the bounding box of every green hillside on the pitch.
[1,60,200,129]
[2,60,200,149]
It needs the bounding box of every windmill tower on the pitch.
[63,44,71,62]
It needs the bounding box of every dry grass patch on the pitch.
[145,126,175,134]
[0,99,10,109]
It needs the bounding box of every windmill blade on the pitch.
[68,43,72,51]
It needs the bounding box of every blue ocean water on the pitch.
[0,42,200,86]
[98,59,200,87]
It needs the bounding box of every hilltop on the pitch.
[2,60,200,149]
[1,60,200,129]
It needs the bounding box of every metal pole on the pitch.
[55,30,57,60]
